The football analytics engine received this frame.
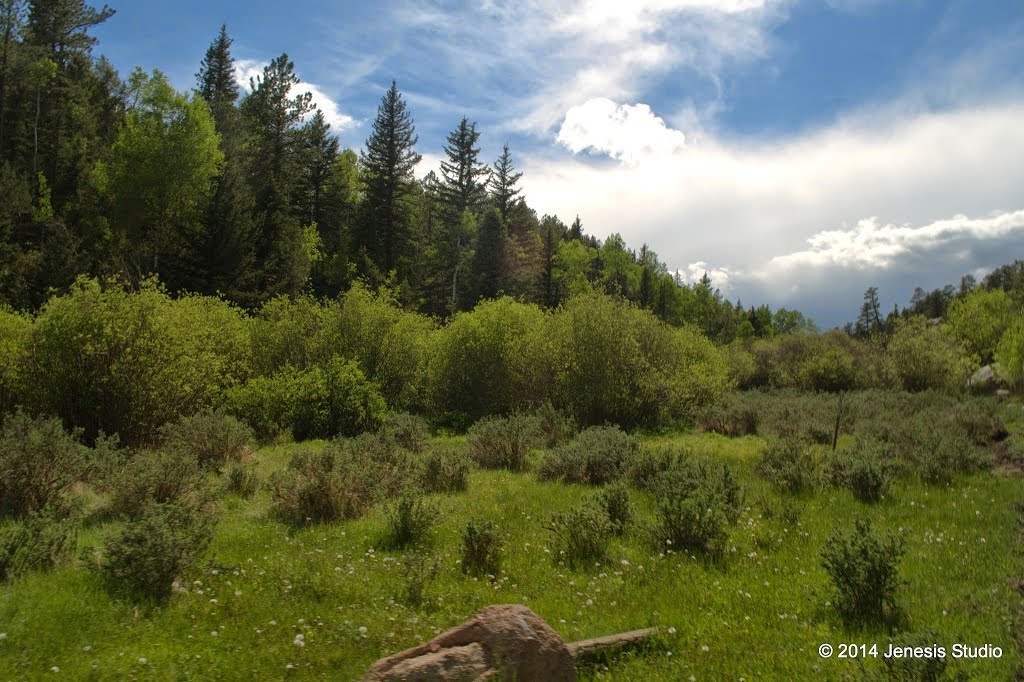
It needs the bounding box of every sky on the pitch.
[92,0,1024,327]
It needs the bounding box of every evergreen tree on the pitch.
[196,24,239,133]
[299,109,338,226]
[241,54,315,298]
[439,116,488,221]
[470,208,505,302]
[855,286,882,337]
[569,214,583,240]
[358,80,420,274]
[488,142,521,219]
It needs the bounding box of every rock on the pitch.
[362,604,576,682]
[969,363,1003,391]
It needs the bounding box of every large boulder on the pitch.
[363,604,576,681]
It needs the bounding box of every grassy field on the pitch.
[1,424,1022,680]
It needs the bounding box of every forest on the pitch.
[1,2,1023,680]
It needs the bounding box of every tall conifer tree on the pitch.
[359,80,420,274]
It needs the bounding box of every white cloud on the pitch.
[556,98,687,164]
[770,211,1024,270]
[234,58,355,133]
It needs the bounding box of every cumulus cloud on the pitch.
[234,59,355,133]
[556,98,687,164]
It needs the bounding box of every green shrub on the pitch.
[627,446,688,492]
[820,518,904,625]
[269,436,417,525]
[885,317,973,392]
[23,278,249,446]
[107,449,210,518]
[224,462,259,499]
[899,416,990,484]
[159,410,254,471]
[422,298,552,420]
[269,449,366,525]
[101,501,214,602]
[699,393,759,437]
[537,425,638,485]
[651,458,742,556]
[756,436,816,493]
[547,502,614,566]
[0,410,88,518]
[551,293,729,428]
[419,446,472,494]
[224,360,386,442]
[828,439,896,503]
[466,414,539,471]
[461,519,503,578]
[533,401,577,448]
[248,295,333,377]
[379,412,430,453]
[399,552,441,607]
[590,483,633,535]
[949,400,1007,445]
[383,495,438,549]
[328,283,434,410]
[995,315,1024,389]
[0,506,77,581]
[946,288,1015,364]
[0,307,30,414]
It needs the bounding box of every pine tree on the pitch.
[439,116,488,222]
[241,54,315,298]
[569,215,583,241]
[855,286,882,337]
[488,142,521,219]
[299,109,338,226]
[196,24,239,133]
[359,80,420,273]
[471,208,505,302]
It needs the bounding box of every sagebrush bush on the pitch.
[533,401,577,448]
[399,552,442,607]
[699,393,759,437]
[224,461,259,499]
[101,501,214,602]
[159,410,254,471]
[899,416,990,484]
[383,495,438,549]
[419,446,472,494]
[651,458,742,556]
[820,518,905,625]
[0,410,88,518]
[107,449,210,518]
[627,446,688,492]
[269,449,365,525]
[537,425,638,485]
[0,307,30,415]
[461,519,503,578]
[0,506,77,581]
[885,316,973,392]
[379,412,430,453]
[547,502,614,566]
[828,439,896,503]
[949,400,1007,445]
[756,436,817,493]
[466,414,539,471]
[270,436,417,525]
[591,483,633,535]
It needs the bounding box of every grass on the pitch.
[1,425,1022,680]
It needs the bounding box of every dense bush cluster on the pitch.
[466,414,539,471]
[461,519,503,578]
[756,436,817,494]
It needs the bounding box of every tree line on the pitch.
[0,2,813,343]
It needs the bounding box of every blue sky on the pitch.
[93,0,1024,327]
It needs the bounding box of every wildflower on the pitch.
[668,627,677,635]
[138,658,147,665]
[50,666,59,673]
[701,645,709,652]
[211,631,219,637]
[358,626,368,635]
